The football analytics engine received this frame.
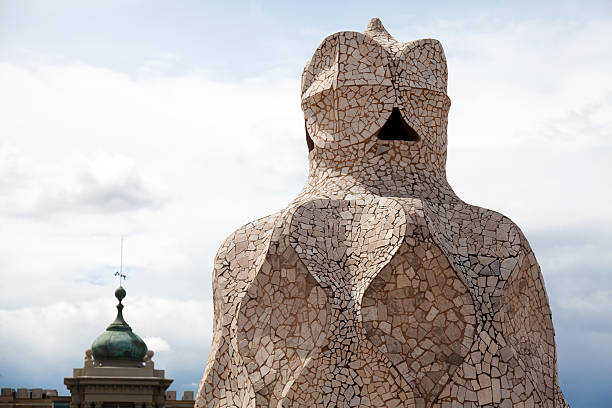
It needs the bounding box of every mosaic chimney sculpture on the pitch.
[196,18,569,408]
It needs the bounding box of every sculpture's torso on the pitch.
[197,19,569,408]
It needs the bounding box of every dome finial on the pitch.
[115,285,126,303]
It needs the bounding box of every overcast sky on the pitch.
[0,1,611,406]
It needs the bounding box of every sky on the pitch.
[0,0,611,406]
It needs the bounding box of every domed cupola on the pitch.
[91,286,148,362]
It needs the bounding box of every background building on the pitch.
[0,389,193,408]
[64,286,171,408]
[0,286,194,408]
[0,388,70,408]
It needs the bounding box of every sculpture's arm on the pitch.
[499,229,569,406]
[196,213,280,408]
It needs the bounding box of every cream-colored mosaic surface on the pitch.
[196,18,569,408]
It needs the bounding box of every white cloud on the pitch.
[0,148,167,218]
[143,336,172,353]
[0,59,307,313]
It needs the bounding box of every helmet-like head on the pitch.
[301,19,450,176]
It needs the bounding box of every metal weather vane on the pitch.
[114,236,127,286]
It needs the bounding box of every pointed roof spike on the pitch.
[364,18,396,42]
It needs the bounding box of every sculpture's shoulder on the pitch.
[456,201,539,271]
[214,212,280,266]
[212,212,281,304]
[446,201,553,311]
[422,199,550,322]
[424,199,527,268]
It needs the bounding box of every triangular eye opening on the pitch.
[377,107,419,142]
[305,121,315,152]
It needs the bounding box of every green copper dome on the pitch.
[91,286,148,362]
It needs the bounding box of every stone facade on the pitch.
[0,387,193,408]
[196,18,569,407]
[64,358,171,408]
[0,388,69,408]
